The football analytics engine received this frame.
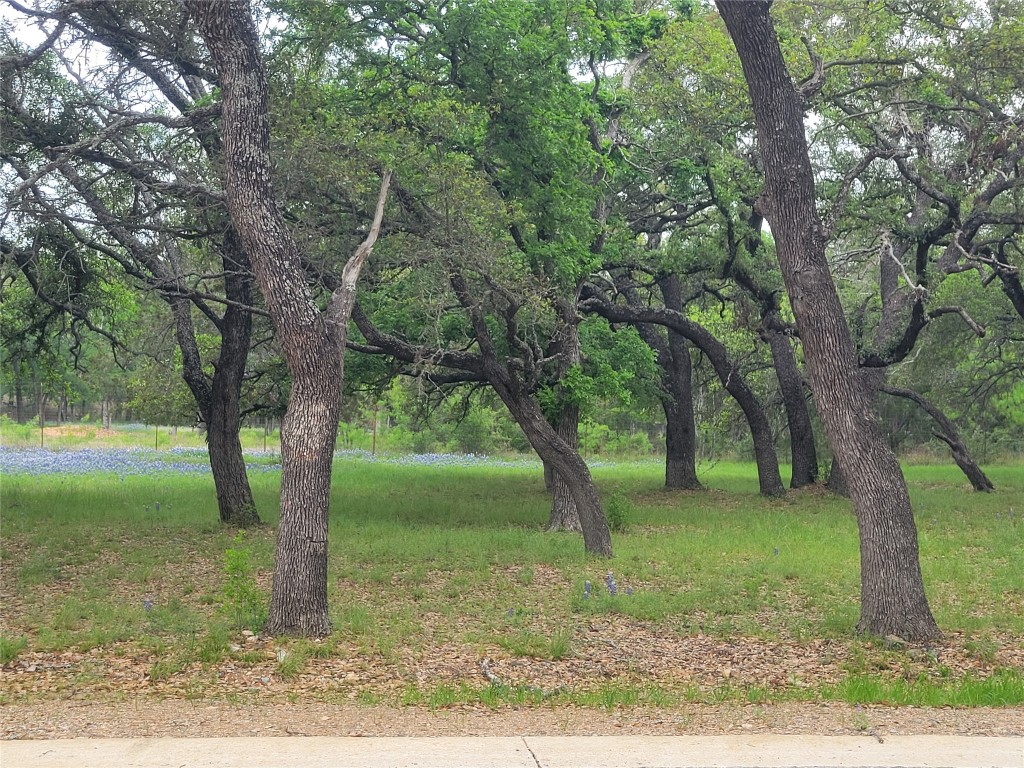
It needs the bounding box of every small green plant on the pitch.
[548,629,573,660]
[221,532,267,632]
[274,647,308,679]
[0,636,28,664]
[604,491,632,533]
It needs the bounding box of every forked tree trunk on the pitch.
[484,358,610,555]
[882,386,994,491]
[190,0,391,636]
[171,268,259,527]
[718,0,940,640]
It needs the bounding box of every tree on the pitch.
[716,0,940,639]
[2,3,261,525]
[187,0,392,636]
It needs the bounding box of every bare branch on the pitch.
[928,306,985,337]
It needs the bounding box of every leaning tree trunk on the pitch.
[549,405,582,532]
[190,0,391,636]
[763,319,818,488]
[547,302,583,531]
[882,386,994,491]
[486,363,611,556]
[719,0,939,640]
[208,230,260,525]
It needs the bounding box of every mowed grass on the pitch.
[1,455,1022,707]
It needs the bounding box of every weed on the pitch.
[604,491,632,533]
[274,647,308,679]
[220,532,267,632]
[0,636,28,664]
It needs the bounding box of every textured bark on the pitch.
[190,0,390,635]
[763,318,818,488]
[882,386,994,492]
[549,405,582,532]
[547,304,583,531]
[718,0,939,640]
[585,298,784,498]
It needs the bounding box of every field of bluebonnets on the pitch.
[1,422,1023,713]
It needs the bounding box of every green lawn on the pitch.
[1,455,1021,708]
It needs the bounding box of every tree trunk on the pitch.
[208,230,261,525]
[827,458,849,496]
[191,0,392,635]
[15,378,24,423]
[549,404,582,531]
[718,0,939,640]
[656,276,702,490]
[661,362,702,490]
[171,277,259,527]
[882,386,994,491]
[547,303,583,531]
[492,372,611,556]
[763,322,818,487]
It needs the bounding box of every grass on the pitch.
[1,444,1022,709]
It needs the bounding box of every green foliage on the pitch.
[220,532,267,632]
[0,636,29,664]
[603,490,633,533]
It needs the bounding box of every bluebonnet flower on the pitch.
[605,571,617,596]
[583,581,591,600]
[155,502,161,512]
[0,446,282,476]
[774,547,779,556]
[144,596,153,612]
[625,586,633,596]
[507,607,515,617]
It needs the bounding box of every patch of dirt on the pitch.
[2,700,1021,740]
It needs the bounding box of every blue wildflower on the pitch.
[605,571,617,596]
[583,580,591,600]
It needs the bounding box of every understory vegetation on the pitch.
[2,448,1021,709]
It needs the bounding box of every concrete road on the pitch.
[1,735,1021,768]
